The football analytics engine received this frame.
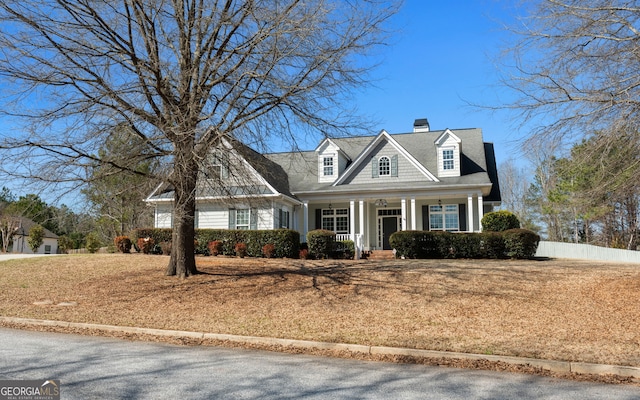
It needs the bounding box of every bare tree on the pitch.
[497,158,536,229]
[502,1,640,143]
[0,0,398,277]
[0,215,20,253]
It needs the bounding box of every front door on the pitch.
[382,216,399,250]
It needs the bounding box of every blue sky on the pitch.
[347,0,525,167]
[3,1,529,206]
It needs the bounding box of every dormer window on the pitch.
[202,150,229,179]
[442,149,454,170]
[435,129,461,178]
[317,138,349,183]
[323,156,334,176]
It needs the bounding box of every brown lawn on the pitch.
[1,254,639,370]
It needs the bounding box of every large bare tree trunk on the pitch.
[166,143,199,278]
[166,199,198,277]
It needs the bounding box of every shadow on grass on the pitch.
[189,258,568,300]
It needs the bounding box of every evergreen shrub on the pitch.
[134,228,299,258]
[503,229,540,259]
[306,229,335,259]
[481,210,521,232]
[389,228,539,260]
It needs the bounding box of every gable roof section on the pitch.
[146,135,298,202]
[225,136,296,199]
[315,138,351,161]
[393,128,488,178]
[265,127,495,194]
[13,217,59,239]
[332,130,439,186]
[434,129,461,146]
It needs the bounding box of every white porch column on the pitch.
[358,200,365,238]
[477,194,484,231]
[349,200,356,242]
[410,197,416,230]
[401,198,407,231]
[303,201,309,240]
[467,194,474,232]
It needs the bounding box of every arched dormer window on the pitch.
[379,156,390,176]
[371,155,398,178]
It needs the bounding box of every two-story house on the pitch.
[146,118,501,255]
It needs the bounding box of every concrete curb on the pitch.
[2,316,639,379]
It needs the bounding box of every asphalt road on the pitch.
[1,328,639,399]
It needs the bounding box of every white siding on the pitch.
[342,141,427,185]
[11,236,58,254]
[318,145,338,183]
[156,202,297,231]
[437,135,461,177]
[196,204,229,229]
[257,208,273,230]
[155,204,173,228]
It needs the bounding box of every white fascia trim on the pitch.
[197,193,301,205]
[145,182,169,202]
[434,128,461,145]
[315,138,351,161]
[332,129,439,185]
[145,197,173,203]
[296,183,493,199]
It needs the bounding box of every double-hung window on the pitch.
[203,151,229,179]
[442,149,454,170]
[323,157,334,176]
[235,209,250,230]
[279,209,290,229]
[429,204,459,231]
[322,208,349,234]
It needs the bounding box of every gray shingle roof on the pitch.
[148,128,501,202]
[13,217,59,239]
[264,128,500,199]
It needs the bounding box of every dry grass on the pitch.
[1,254,640,368]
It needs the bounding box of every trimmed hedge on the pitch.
[133,228,300,258]
[306,229,335,259]
[389,229,540,260]
[502,229,540,259]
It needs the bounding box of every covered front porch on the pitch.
[295,191,496,257]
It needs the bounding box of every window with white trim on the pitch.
[236,209,250,230]
[323,157,334,176]
[429,204,459,231]
[203,150,229,179]
[322,208,349,234]
[280,209,290,229]
[442,149,454,170]
[379,156,390,176]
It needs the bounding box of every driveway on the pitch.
[1,328,639,400]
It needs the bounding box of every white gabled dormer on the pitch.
[435,129,462,177]
[316,138,349,183]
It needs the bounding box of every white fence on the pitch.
[536,241,640,263]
